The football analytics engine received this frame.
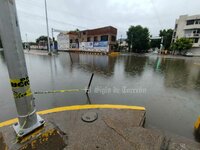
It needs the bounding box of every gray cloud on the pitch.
[15,0,200,42]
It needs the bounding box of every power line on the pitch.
[150,0,163,30]
[16,0,105,26]
[18,9,88,29]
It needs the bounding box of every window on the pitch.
[100,35,108,41]
[175,24,178,29]
[173,32,176,37]
[70,39,72,43]
[192,30,200,36]
[186,20,194,25]
[111,36,116,42]
[194,38,199,43]
[195,19,200,24]
[94,36,98,42]
[87,37,90,42]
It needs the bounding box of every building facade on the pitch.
[57,26,117,53]
[57,31,79,50]
[172,15,200,48]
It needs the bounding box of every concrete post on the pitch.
[0,0,44,137]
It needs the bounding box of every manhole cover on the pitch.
[81,112,98,123]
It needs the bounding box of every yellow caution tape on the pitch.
[194,116,200,130]
[10,77,30,88]
[34,89,84,94]
[13,88,32,99]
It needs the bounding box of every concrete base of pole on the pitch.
[1,122,67,150]
[0,132,7,150]
[13,115,45,137]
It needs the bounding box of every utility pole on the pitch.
[51,28,54,51]
[25,33,28,49]
[120,35,122,51]
[25,33,28,43]
[0,0,44,137]
[44,0,51,54]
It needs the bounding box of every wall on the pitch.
[79,41,109,52]
[57,34,70,50]
[190,47,200,56]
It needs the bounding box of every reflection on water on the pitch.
[150,57,200,90]
[69,53,116,77]
[124,55,147,76]
[0,52,200,141]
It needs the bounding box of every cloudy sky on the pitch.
[15,0,200,42]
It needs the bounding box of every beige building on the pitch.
[172,15,200,48]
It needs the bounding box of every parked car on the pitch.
[184,52,193,57]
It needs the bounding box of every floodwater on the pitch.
[0,51,200,140]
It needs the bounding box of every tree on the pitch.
[171,38,192,54]
[75,28,80,32]
[150,39,161,49]
[127,25,150,53]
[36,36,51,44]
[159,29,173,50]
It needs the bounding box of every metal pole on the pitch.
[44,0,51,53]
[25,33,28,43]
[25,33,28,49]
[51,28,55,51]
[0,0,44,137]
[86,73,94,94]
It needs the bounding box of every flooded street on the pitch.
[0,51,200,140]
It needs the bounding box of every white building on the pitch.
[57,32,78,50]
[172,14,200,48]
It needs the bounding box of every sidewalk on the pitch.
[24,49,50,56]
[0,104,199,149]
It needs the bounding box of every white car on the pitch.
[185,52,193,57]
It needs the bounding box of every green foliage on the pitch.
[150,39,161,48]
[36,36,51,44]
[127,25,150,53]
[159,29,173,50]
[114,42,119,51]
[171,38,193,53]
